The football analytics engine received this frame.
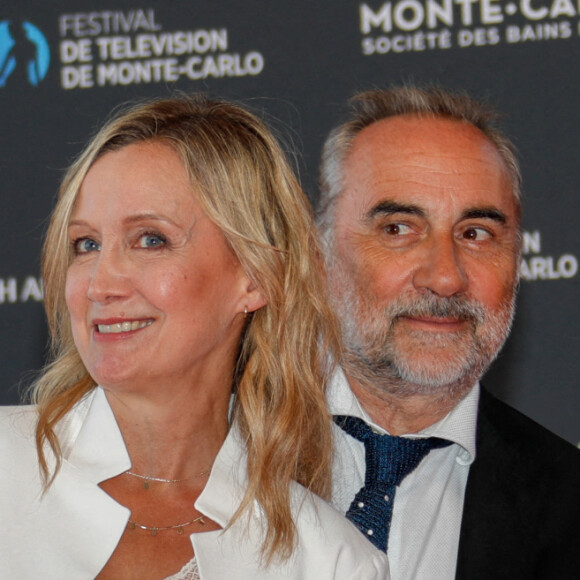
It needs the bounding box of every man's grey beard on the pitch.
[328,261,517,400]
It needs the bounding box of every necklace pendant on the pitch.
[151,528,158,536]
[128,521,136,530]
[177,526,184,535]
[143,480,150,490]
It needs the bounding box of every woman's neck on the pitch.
[103,382,231,480]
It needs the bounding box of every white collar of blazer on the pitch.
[1,388,130,579]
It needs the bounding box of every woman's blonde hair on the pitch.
[33,94,339,562]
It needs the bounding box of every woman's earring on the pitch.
[243,307,249,319]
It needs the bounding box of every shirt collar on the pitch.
[418,382,478,464]
[327,366,478,464]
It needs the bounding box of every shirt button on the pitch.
[357,501,365,508]
[367,529,374,536]
[384,495,390,502]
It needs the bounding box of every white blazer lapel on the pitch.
[0,388,131,579]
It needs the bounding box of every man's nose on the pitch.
[412,235,468,297]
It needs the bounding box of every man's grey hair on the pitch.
[316,85,522,236]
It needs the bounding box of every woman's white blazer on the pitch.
[0,387,389,579]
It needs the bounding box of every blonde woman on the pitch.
[0,96,389,579]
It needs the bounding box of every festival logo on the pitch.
[58,9,265,89]
[359,0,580,56]
[0,20,50,87]
[0,9,265,91]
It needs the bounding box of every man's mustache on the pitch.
[386,294,486,325]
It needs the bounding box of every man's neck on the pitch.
[346,372,472,435]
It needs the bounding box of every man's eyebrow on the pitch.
[366,200,426,221]
[461,207,507,224]
[365,202,507,224]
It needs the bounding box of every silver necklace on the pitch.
[128,514,206,536]
[124,468,210,489]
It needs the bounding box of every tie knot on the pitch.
[334,415,451,487]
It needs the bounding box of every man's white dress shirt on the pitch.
[329,368,479,580]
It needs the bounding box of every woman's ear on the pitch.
[242,279,267,314]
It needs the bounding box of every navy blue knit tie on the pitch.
[334,415,451,552]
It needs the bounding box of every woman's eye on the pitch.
[73,238,100,254]
[137,233,167,248]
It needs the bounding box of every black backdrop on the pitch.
[1,1,578,446]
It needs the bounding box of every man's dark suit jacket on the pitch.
[455,388,580,579]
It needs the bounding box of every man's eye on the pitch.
[73,238,100,254]
[462,227,491,241]
[137,233,167,248]
[384,223,411,235]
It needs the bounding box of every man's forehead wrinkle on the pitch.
[351,116,507,170]
[347,144,502,178]
[358,152,503,174]
[349,156,509,197]
[345,162,449,196]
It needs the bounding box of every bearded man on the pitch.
[317,86,580,580]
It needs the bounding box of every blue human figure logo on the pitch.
[0,20,50,87]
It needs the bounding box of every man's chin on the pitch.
[393,362,473,391]
[388,341,482,386]
[344,347,476,398]
[385,362,478,399]
[346,337,488,398]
